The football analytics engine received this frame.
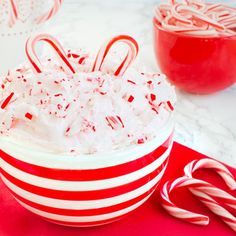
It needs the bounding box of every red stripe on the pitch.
[1,159,168,200]
[25,41,41,73]
[92,35,139,73]
[114,54,129,76]
[10,0,18,18]
[220,216,236,224]
[182,216,209,223]
[1,92,14,109]
[26,36,75,74]
[0,135,172,181]
[7,184,157,217]
[44,39,75,74]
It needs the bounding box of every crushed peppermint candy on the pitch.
[0,34,176,154]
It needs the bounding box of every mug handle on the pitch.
[34,0,63,24]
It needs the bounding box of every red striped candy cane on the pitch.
[190,188,236,232]
[161,176,236,231]
[161,158,236,232]
[8,0,18,27]
[25,34,75,74]
[35,0,63,24]
[92,35,139,77]
[184,158,236,190]
[161,177,210,225]
[184,158,236,210]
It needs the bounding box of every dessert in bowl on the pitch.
[153,0,236,94]
[0,34,175,226]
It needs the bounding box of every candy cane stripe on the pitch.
[92,35,139,77]
[161,180,209,225]
[184,159,236,190]
[160,158,236,232]
[25,34,75,74]
[35,0,63,24]
[8,0,18,27]
[190,188,236,231]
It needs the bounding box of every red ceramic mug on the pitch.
[153,18,236,94]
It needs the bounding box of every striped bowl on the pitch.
[0,119,174,227]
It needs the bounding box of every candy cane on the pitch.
[35,0,63,24]
[161,176,236,232]
[160,158,236,232]
[190,188,236,232]
[184,158,236,210]
[161,177,209,226]
[25,34,75,74]
[154,1,236,36]
[8,0,18,27]
[92,35,139,77]
[184,158,236,190]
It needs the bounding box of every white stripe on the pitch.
[1,165,166,210]
[0,119,173,169]
[163,205,205,219]
[1,143,172,191]
[15,191,153,223]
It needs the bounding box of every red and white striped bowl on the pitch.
[0,119,174,227]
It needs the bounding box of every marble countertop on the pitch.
[45,0,236,166]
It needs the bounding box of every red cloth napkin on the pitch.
[0,142,235,236]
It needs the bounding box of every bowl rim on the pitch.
[153,18,236,40]
[0,116,174,168]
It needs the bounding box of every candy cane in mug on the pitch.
[8,0,63,26]
[25,34,75,74]
[154,1,236,36]
[8,0,18,27]
[92,35,139,76]
[35,0,64,24]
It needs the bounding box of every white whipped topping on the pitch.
[0,52,176,154]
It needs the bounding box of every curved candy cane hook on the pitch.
[161,176,236,231]
[161,177,210,226]
[8,0,18,27]
[35,0,63,24]
[25,34,75,74]
[92,35,139,77]
[161,159,236,232]
[184,158,236,190]
[8,0,63,27]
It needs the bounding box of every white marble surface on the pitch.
[44,0,236,166]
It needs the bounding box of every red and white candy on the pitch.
[0,34,176,154]
[184,158,236,190]
[161,159,236,232]
[92,35,139,76]
[25,34,76,74]
[6,0,63,27]
[34,0,63,24]
[155,0,236,36]
[190,188,236,232]
[8,0,18,27]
